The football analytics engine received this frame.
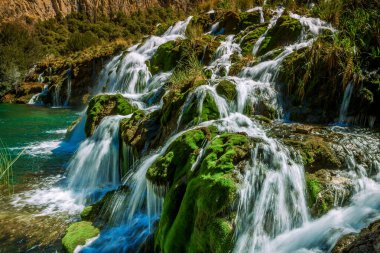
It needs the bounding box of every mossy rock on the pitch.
[155,132,253,253]
[180,91,220,126]
[305,170,353,217]
[146,128,211,186]
[239,24,267,56]
[80,190,117,222]
[239,12,262,30]
[150,41,179,75]
[85,94,137,137]
[216,80,237,101]
[62,221,99,253]
[284,136,341,172]
[257,15,302,55]
[120,110,147,150]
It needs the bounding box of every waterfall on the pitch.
[52,84,61,108]
[28,85,48,105]
[207,35,241,79]
[338,81,354,125]
[233,138,308,253]
[93,17,192,95]
[64,69,72,107]
[65,9,379,253]
[252,7,284,55]
[66,115,128,202]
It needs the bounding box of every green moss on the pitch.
[62,221,99,253]
[85,94,137,136]
[306,174,322,205]
[284,136,341,172]
[80,206,93,220]
[239,12,262,30]
[155,132,252,253]
[146,128,208,185]
[258,15,302,55]
[150,41,179,74]
[239,25,267,56]
[180,92,220,126]
[216,80,237,101]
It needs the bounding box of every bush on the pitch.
[66,31,99,52]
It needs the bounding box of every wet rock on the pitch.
[85,94,137,137]
[120,110,161,154]
[237,23,267,56]
[2,82,45,104]
[257,15,302,55]
[154,131,253,253]
[216,80,237,101]
[306,170,354,217]
[332,220,380,253]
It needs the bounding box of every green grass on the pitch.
[0,140,24,194]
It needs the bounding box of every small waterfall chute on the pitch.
[66,115,128,202]
[338,81,354,125]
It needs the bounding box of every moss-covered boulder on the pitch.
[85,94,137,137]
[306,170,353,217]
[180,90,220,126]
[62,221,99,253]
[257,15,302,55]
[239,11,262,30]
[216,80,237,101]
[155,132,252,253]
[284,136,341,173]
[279,36,359,124]
[239,24,267,56]
[149,41,179,75]
[146,128,212,186]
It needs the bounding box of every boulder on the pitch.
[61,221,99,253]
[85,94,137,137]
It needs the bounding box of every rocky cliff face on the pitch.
[0,0,164,22]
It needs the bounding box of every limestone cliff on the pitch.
[0,0,166,22]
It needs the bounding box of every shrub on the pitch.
[66,31,99,52]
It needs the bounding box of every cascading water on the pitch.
[28,84,48,105]
[64,69,72,107]
[57,8,380,253]
[93,17,192,95]
[252,8,284,55]
[66,115,128,203]
[338,81,354,125]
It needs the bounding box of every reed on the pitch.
[0,140,25,194]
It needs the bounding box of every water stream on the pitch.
[4,7,380,253]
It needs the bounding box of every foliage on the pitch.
[0,23,44,97]
[66,31,98,52]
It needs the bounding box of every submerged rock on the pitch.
[85,94,137,137]
[62,221,99,253]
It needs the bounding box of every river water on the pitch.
[0,104,80,252]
